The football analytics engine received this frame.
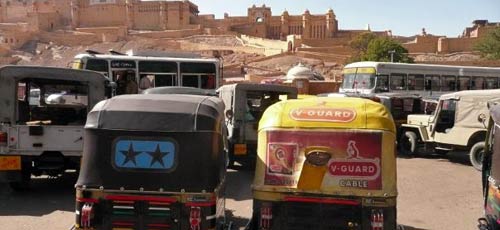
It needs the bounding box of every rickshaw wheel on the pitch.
[469,141,485,171]
[399,131,417,156]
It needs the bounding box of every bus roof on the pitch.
[74,53,220,64]
[344,61,500,77]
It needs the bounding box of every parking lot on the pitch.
[0,153,483,230]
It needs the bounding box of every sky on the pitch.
[191,0,500,37]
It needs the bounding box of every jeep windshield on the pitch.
[17,79,89,125]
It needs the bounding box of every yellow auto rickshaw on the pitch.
[249,97,397,230]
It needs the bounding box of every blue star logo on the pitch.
[113,139,176,171]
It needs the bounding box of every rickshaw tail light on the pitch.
[0,132,7,146]
[189,206,202,230]
[260,206,272,230]
[371,209,384,230]
[81,203,94,229]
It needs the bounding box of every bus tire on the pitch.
[399,131,418,156]
[470,141,485,171]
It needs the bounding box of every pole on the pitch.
[389,50,395,63]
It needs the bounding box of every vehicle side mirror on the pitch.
[225,110,233,120]
[478,113,487,124]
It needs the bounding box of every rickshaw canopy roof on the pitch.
[259,97,395,133]
[217,83,298,95]
[86,94,224,132]
[141,86,216,96]
[0,65,108,124]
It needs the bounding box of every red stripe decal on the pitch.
[112,221,135,226]
[113,200,135,204]
[150,201,171,206]
[77,197,99,203]
[284,196,360,206]
[185,201,216,207]
[147,223,170,227]
[106,195,176,203]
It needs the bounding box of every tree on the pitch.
[362,37,413,63]
[349,32,377,54]
[474,28,500,60]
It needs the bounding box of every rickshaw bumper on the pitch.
[250,195,397,230]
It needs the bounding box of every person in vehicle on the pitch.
[139,75,153,91]
[125,71,138,94]
[115,72,127,95]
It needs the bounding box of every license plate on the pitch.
[234,144,247,156]
[0,156,21,170]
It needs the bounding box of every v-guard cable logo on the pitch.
[289,107,357,123]
[113,139,176,171]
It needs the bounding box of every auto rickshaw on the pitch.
[218,83,298,167]
[74,94,228,230]
[249,97,397,230]
[142,86,217,96]
[478,100,500,230]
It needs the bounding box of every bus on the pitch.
[72,51,221,94]
[340,61,500,97]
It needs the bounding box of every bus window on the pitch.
[182,75,199,87]
[180,62,217,89]
[457,76,471,90]
[425,75,440,91]
[375,75,389,92]
[201,75,215,89]
[114,70,138,95]
[138,61,177,88]
[150,74,176,87]
[441,76,456,91]
[486,77,498,89]
[408,74,424,90]
[86,59,109,73]
[341,67,376,90]
[472,77,485,90]
[390,74,407,90]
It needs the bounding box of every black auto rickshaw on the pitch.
[142,86,217,96]
[478,100,500,230]
[74,94,228,230]
[249,97,398,230]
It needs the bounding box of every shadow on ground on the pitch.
[399,225,429,230]
[226,168,253,201]
[226,209,250,230]
[398,150,473,167]
[0,172,77,216]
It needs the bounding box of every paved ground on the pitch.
[0,152,483,230]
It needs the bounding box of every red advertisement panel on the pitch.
[264,130,382,190]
